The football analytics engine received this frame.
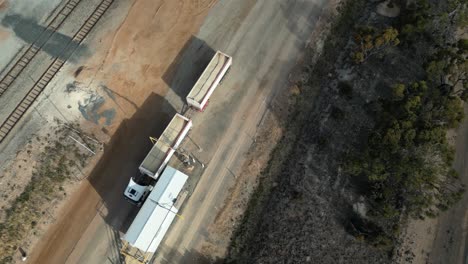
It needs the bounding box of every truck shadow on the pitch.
[87,92,177,236]
[162,35,215,108]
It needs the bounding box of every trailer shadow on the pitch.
[162,35,215,108]
[87,92,177,236]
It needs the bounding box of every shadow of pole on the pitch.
[1,13,90,62]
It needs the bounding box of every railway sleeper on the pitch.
[5,119,16,127]
[22,98,33,105]
[30,88,41,95]
[10,68,23,77]
[11,112,22,119]
[2,123,12,130]
[14,109,25,117]
[20,57,30,64]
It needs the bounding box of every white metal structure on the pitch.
[123,166,188,253]
[186,51,232,111]
[138,113,192,179]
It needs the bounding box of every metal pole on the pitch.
[68,135,95,155]
[155,202,184,220]
[187,135,203,152]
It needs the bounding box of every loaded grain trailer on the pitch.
[124,114,192,204]
[186,51,232,111]
[121,166,188,263]
[138,113,192,178]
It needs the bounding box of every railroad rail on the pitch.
[0,0,114,144]
[0,0,82,97]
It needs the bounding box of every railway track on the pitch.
[0,0,82,97]
[0,0,114,144]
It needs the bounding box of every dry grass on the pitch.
[0,123,99,264]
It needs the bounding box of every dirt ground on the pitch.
[0,121,102,263]
[8,0,465,263]
[73,0,217,134]
[198,84,289,259]
[21,0,216,263]
[23,0,336,263]
[149,1,339,263]
[196,0,339,259]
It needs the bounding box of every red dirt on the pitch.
[0,1,8,11]
[27,0,216,263]
[0,28,9,41]
[75,0,216,134]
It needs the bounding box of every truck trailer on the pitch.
[124,113,192,204]
[122,166,188,262]
[186,51,232,111]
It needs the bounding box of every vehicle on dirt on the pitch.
[186,51,232,111]
[123,113,192,203]
[124,172,154,206]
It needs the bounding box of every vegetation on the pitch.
[0,125,96,264]
[347,80,465,219]
[352,27,400,63]
[227,0,466,262]
[399,0,467,44]
[345,0,467,249]
[426,39,468,99]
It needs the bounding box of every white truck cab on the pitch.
[124,176,153,206]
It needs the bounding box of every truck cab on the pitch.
[124,173,154,206]
[124,113,192,206]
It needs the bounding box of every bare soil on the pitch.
[73,0,216,134]
[24,0,216,263]
[0,1,7,11]
[199,84,291,259]
[0,121,102,264]
[180,1,345,260]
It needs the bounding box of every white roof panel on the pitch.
[123,166,188,253]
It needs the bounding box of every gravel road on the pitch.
[24,0,330,263]
[427,105,468,264]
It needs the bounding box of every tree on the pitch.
[352,27,400,63]
[392,84,406,100]
[347,79,465,225]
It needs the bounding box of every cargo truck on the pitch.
[186,51,232,111]
[124,113,192,205]
[122,166,188,262]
